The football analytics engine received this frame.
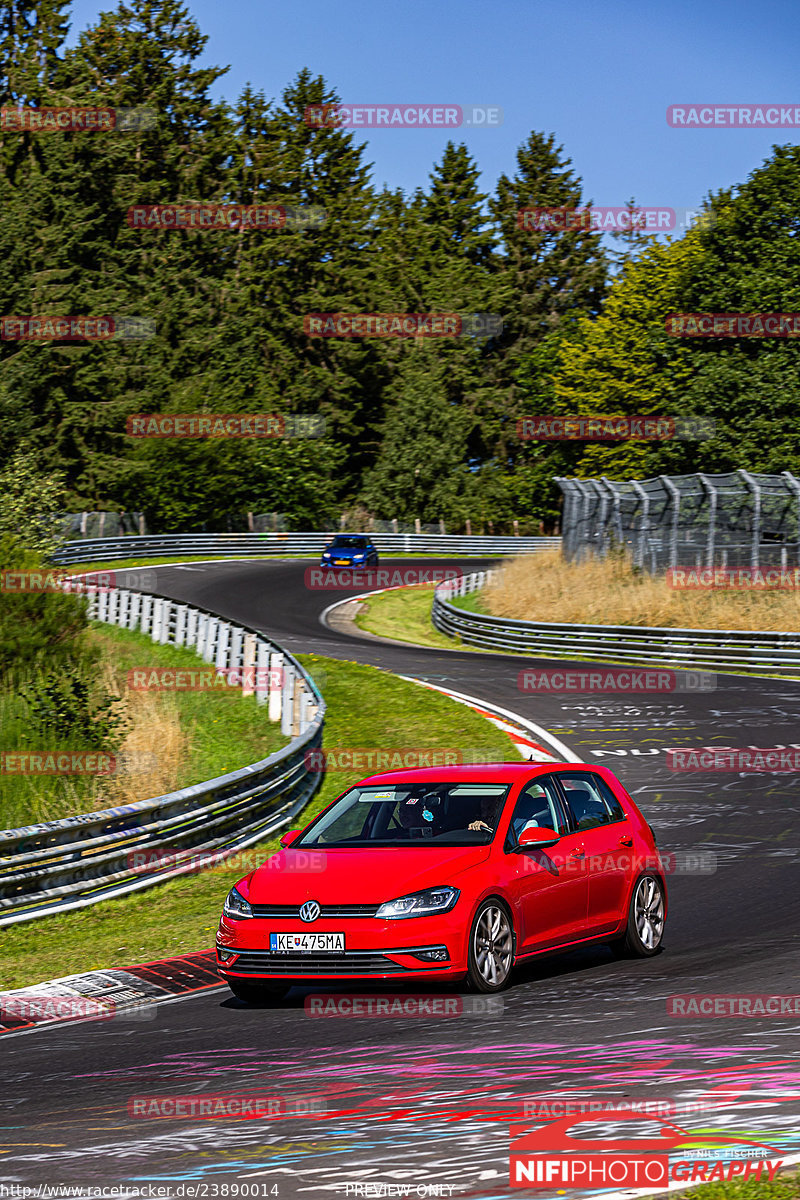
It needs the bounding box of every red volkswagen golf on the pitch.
[216,762,667,1002]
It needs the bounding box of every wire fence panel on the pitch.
[556,471,800,571]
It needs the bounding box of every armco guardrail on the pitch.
[433,571,800,675]
[0,586,325,925]
[50,532,561,565]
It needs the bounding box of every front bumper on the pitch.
[217,913,465,982]
[319,560,367,568]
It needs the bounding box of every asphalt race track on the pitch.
[4,558,800,1198]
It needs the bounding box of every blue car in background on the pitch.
[320,534,379,569]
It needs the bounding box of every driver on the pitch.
[468,795,499,834]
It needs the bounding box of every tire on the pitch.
[227,980,289,1004]
[466,899,515,992]
[611,874,666,958]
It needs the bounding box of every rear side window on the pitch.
[559,773,627,830]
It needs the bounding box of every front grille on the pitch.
[222,950,411,976]
[249,903,380,919]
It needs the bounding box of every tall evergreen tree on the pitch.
[481,131,608,524]
[362,345,474,525]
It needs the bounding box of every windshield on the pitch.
[330,536,368,549]
[295,782,511,847]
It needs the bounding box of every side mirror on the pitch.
[280,829,302,848]
[516,826,560,850]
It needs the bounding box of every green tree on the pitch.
[552,145,800,481]
[480,131,608,513]
[362,346,473,526]
[0,448,67,554]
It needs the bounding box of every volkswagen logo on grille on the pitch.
[300,901,321,923]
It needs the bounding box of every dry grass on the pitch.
[108,689,186,804]
[483,550,800,631]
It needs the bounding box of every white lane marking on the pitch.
[398,676,582,764]
[320,588,581,763]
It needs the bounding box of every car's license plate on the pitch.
[334,559,349,565]
[269,932,345,953]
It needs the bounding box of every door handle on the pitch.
[568,848,585,859]
[619,837,633,847]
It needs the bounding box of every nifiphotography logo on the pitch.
[508,1108,781,1190]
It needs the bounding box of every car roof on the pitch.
[356,762,584,785]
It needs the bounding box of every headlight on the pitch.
[322,552,332,559]
[223,886,253,919]
[376,886,460,920]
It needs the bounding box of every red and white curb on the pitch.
[0,950,222,1036]
[399,676,581,764]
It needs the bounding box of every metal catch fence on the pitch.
[557,471,800,571]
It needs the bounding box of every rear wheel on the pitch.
[611,874,665,958]
[466,899,514,992]
[227,980,289,1004]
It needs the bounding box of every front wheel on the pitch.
[466,899,515,992]
[611,874,666,958]
[227,980,289,1004]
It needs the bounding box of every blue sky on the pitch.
[65,0,799,213]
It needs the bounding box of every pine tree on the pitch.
[362,346,473,526]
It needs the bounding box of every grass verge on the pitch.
[0,653,513,989]
[449,590,487,614]
[353,585,485,650]
[484,550,800,632]
[1,623,288,829]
